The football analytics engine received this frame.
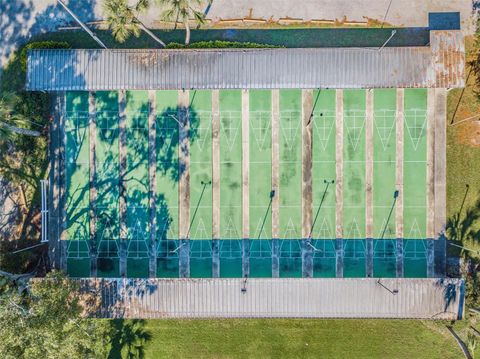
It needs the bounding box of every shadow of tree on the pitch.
[109,319,152,359]
[65,90,201,277]
[446,195,480,256]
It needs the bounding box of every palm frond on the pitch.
[135,0,150,12]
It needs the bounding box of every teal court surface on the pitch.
[63,88,442,279]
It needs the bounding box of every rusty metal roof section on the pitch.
[79,278,464,319]
[27,31,464,91]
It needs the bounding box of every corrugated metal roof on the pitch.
[79,278,464,319]
[27,31,464,91]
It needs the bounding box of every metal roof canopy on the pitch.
[27,31,464,91]
[79,278,464,319]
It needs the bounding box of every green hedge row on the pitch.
[165,40,282,49]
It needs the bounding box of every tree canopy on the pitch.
[0,271,112,359]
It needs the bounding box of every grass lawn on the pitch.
[112,319,462,359]
[446,35,480,258]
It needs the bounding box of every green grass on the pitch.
[112,319,462,359]
[446,35,480,258]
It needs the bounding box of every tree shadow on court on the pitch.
[65,92,203,278]
[108,319,152,359]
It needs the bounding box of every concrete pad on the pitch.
[178,90,190,239]
[365,89,374,239]
[366,238,373,277]
[271,90,280,240]
[88,91,97,277]
[242,90,249,239]
[396,238,404,277]
[242,238,250,277]
[335,90,343,239]
[302,239,313,278]
[272,238,279,277]
[426,239,435,278]
[395,89,404,239]
[434,89,447,238]
[48,93,64,269]
[212,239,220,278]
[212,90,221,240]
[336,238,344,278]
[118,90,127,277]
[302,89,313,238]
[148,90,157,278]
[205,0,475,33]
[426,88,436,240]
[179,238,190,278]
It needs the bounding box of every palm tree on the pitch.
[0,93,40,141]
[103,0,166,46]
[157,0,206,45]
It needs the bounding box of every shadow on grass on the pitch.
[109,319,152,359]
[446,185,480,257]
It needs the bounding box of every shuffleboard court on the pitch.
[373,89,397,239]
[343,90,366,239]
[219,90,243,239]
[156,90,180,276]
[312,239,336,278]
[156,240,180,277]
[373,239,396,277]
[311,89,336,240]
[190,240,212,278]
[372,89,398,277]
[156,90,179,240]
[96,91,120,278]
[279,90,302,239]
[61,88,434,279]
[65,91,90,277]
[404,239,428,278]
[249,240,272,277]
[189,90,213,240]
[404,89,428,239]
[249,90,272,239]
[220,240,243,277]
[279,240,302,277]
[343,239,366,277]
[125,91,150,278]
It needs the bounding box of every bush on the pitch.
[165,40,282,49]
[466,269,480,308]
[19,41,70,72]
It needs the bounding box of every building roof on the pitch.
[81,278,464,319]
[27,31,464,91]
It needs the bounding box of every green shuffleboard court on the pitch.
[220,90,243,239]
[279,90,302,239]
[63,88,434,279]
[189,90,213,240]
[249,90,272,239]
[343,90,366,239]
[125,91,150,278]
[312,240,336,278]
[96,91,120,278]
[311,89,336,239]
[373,89,397,239]
[65,92,90,277]
[404,89,428,239]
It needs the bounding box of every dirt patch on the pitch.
[456,120,480,147]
